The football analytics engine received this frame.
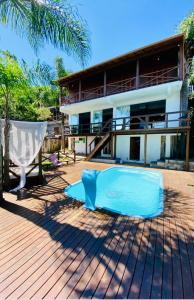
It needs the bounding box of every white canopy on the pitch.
[1,120,47,191]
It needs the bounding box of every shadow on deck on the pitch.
[0,170,194,299]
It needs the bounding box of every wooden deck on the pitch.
[0,161,194,299]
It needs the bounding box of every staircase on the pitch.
[85,132,111,161]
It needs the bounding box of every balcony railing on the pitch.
[64,110,190,135]
[62,66,179,105]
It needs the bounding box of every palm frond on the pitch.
[0,0,91,66]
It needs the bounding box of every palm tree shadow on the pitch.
[0,185,193,298]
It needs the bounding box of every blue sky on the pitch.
[0,0,194,72]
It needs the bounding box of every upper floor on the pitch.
[59,34,185,106]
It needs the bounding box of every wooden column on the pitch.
[38,147,43,182]
[135,59,139,89]
[79,80,82,101]
[144,133,147,167]
[178,44,184,80]
[61,113,65,153]
[113,134,117,159]
[185,130,190,171]
[85,136,88,156]
[103,71,107,96]
[110,134,114,159]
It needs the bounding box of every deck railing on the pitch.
[61,66,179,105]
[64,110,190,135]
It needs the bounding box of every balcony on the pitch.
[61,66,179,105]
[64,110,190,136]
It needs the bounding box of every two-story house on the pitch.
[59,34,192,170]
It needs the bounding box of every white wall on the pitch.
[116,133,177,163]
[63,81,183,130]
[68,136,100,155]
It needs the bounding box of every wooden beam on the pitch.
[85,136,88,156]
[185,129,190,171]
[79,80,82,101]
[104,71,107,96]
[61,113,65,153]
[110,134,114,159]
[135,59,139,89]
[38,148,43,181]
[178,44,184,80]
[144,133,147,167]
[113,134,117,159]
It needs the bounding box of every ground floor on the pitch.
[68,132,188,165]
[0,161,194,298]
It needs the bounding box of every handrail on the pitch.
[65,110,190,136]
[62,66,179,105]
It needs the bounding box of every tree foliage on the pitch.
[179,12,194,40]
[0,0,91,66]
[0,51,60,121]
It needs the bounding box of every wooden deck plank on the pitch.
[45,216,124,299]
[9,212,103,299]
[115,220,146,299]
[175,219,194,298]
[169,219,183,299]
[0,204,82,275]
[1,210,99,299]
[161,218,173,299]
[32,214,112,299]
[66,217,129,299]
[150,217,164,299]
[0,161,193,299]
[104,220,139,299]
[0,210,89,296]
[127,220,152,299]
[139,219,158,299]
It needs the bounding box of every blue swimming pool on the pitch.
[65,167,163,218]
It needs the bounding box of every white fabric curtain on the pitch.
[1,120,47,192]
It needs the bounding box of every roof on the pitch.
[59,33,184,84]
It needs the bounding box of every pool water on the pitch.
[64,167,163,218]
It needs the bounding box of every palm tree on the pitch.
[0,0,90,196]
[0,0,90,65]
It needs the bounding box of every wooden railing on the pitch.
[139,66,178,88]
[61,66,179,105]
[64,111,190,136]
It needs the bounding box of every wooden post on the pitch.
[38,147,43,182]
[61,113,65,153]
[185,130,190,171]
[85,136,88,156]
[79,80,82,101]
[178,44,184,80]
[104,71,107,96]
[114,134,117,159]
[144,133,147,167]
[136,59,139,89]
[110,134,114,159]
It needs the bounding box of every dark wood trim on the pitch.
[144,133,147,166]
[79,80,82,101]
[59,34,184,84]
[38,148,43,180]
[62,66,179,105]
[136,59,139,89]
[178,44,184,80]
[114,134,117,159]
[85,136,88,156]
[103,71,107,96]
[66,126,190,137]
[185,129,190,171]
[110,134,114,159]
